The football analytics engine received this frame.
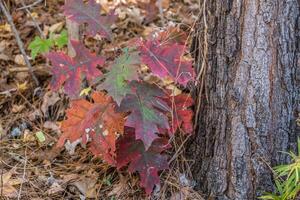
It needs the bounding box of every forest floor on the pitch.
[0,0,202,199]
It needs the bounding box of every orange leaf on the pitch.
[58,91,125,164]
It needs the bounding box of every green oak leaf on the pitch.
[53,29,68,48]
[28,36,53,59]
[119,81,170,149]
[98,48,140,105]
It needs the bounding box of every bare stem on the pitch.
[0,1,40,86]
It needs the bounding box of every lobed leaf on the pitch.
[166,94,194,134]
[47,40,104,98]
[116,128,170,194]
[138,39,195,86]
[63,0,117,39]
[28,36,53,59]
[53,29,68,48]
[98,48,140,105]
[119,81,170,149]
[58,92,125,164]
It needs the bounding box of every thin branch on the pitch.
[20,0,44,38]
[17,0,43,10]
[17,147,27,200]
[0,1,40,86]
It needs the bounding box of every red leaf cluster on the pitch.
[47,0,196,195]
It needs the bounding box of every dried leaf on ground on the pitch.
[0,167,24,198]
[73,177,98,198]
[41,91,61,115]
[108,175,128,197]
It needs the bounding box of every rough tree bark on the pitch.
[189,0,300,199]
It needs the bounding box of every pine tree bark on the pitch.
[189,0,300,199]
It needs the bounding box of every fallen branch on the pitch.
[0,1,40,86]
[8,65,50,73]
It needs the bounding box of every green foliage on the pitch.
[97,48,140,105]
[53,29,68,48]
[28,36,53,59]
[260,138,300,200]
[28,29,68,59]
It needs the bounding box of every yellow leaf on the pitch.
[30,12,38,19]
[80,87,92,96]
[0,23,11,32]
[166,84,182,96]
[17,81,28,91]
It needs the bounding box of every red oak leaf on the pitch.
[58,92,125,164]
[47,40,104,98]
[63,0,117,39]
[119,81,170,149]
[138,39,195,86]
[166,94,194,134]
[116,129,170,194]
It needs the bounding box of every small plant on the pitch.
[260,138,300,200]
[43,0,195,195]
[28,29,68,59]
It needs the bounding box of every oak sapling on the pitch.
[46,0,195,195]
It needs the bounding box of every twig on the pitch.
[194,0,208,129]
[0,1,40,86]
[157,0,165,25]
[17,147,27,200]
[8,65,49,73]
[17,0,44,10]
[66,19,80,57]
[20,0,44,38]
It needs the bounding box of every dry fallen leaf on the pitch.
[73,177,98,198]
[166,84,182,96]
[43,121,61,133]
[0,54,10,61]
[0,23,11,32]
[11,104,25,113]
[47,182,64,195]
[49,22,65,33]
[0,167,24,198]
[41,91,60,115]
[14,54,26,65]
[108,175,128,197]
[17,81,28,91]
[23,129,36,142]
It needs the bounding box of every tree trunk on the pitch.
[189,0,300,199]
